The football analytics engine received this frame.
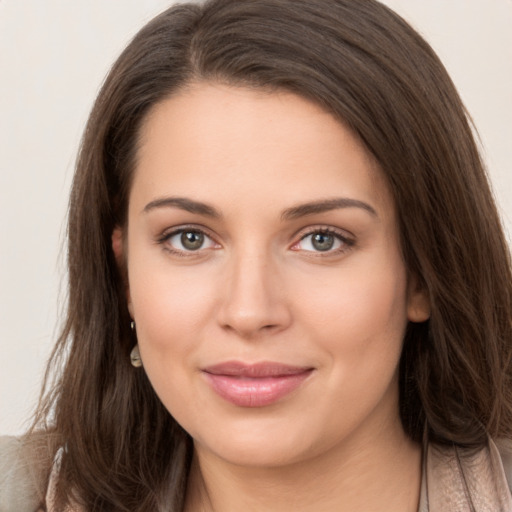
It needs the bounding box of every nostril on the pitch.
[216,261,292,338]
[218,306,290,339]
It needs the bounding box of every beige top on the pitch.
[2,436,512,511]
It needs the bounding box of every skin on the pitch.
[115,83,430,511]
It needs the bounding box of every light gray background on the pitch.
[1,0,511,434]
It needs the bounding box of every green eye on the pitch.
[163,229,217,253]
[311,233,335,251]
[181,231,205,251]
[294,229,353,254]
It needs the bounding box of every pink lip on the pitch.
[202,361,314,407]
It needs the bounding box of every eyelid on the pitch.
[290,225,355,254]
[156,224,221,255]
[155,223,354,257]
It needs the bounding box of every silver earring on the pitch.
[130,344,142,368]
[130,321,135,331]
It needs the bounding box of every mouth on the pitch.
[202,361,314,407]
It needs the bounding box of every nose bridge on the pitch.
[218,243,290,337]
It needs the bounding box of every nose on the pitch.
[216,249,292,339]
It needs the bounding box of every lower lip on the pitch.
[203,371,313,407]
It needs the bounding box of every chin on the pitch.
[188,412,336,469]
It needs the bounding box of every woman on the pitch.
[2,0,512,510]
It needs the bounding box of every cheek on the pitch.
[294,257,409,364]
[127,263,217,417]
[290,262,409,433]
[127,257,219,355]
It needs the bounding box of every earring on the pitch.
[130,344,142,368]
[129,321,142,367]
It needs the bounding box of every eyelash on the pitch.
[156,226,355,257]
[292,227,355,256]
[156,225,219,256]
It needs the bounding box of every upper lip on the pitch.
[202,361,313,378]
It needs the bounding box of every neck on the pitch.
[184,419,422,512]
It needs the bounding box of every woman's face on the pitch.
[120,83,429,468]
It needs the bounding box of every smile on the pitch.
[202,361,314,407]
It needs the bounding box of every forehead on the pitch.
[132,82,394,218]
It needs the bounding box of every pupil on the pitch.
[312,233,334,251]
[181,231,204,250]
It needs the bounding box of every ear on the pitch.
[112,227,134,318]
[406,275,430,323]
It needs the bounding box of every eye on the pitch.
[291,229,353,254]
[162,228,218,253]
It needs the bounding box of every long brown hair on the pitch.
[30,0,512,510]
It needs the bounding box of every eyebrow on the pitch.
[143,196,221,218]
[281,198,377,220]
[142,196,377,220]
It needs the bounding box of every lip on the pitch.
[202,361,314,407]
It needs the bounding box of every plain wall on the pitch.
[1,0,511,434]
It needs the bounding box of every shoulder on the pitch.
[495,437,512,492]
[0,436,46,512]
[424,437,512,510]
